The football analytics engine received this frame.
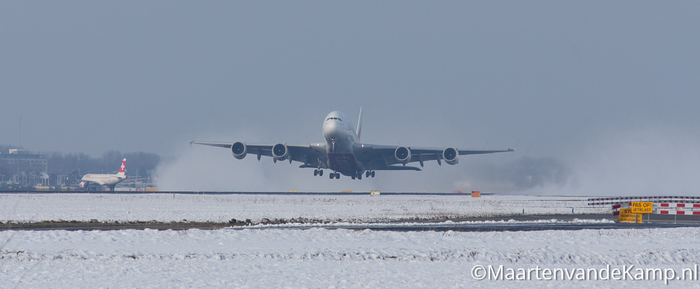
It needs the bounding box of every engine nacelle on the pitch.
[394,146,411,164]
[79,181,86,188]
[442,147,459,165]
[272,143,289,160]
[231,142,247,159]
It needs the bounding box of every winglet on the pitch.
[356,107,363,141]
[190,140,194,147]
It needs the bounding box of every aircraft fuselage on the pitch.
[79,158,127,188]
[322,111,364,177]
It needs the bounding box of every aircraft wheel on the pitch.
[365,171,370,178]
[351,175,355,180]
[314,169,318,176]
[319,170,323,176]
[357,174,362,180]
[329,173,334,179]
[371,171,375,178]
[335,173,340,179]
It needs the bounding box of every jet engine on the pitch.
[394,146,411,164]
[442,147,459,165]
[231,142,247,159]
[79,182,86,188]
[272,143,289,161]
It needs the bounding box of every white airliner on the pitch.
[79,158,127,190]
[192,109,513,180]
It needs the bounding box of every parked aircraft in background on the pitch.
[80,158,127,190]
[192,109,513,180]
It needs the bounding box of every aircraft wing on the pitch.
[456,148,515,155]
[191,141,329,168]
[353,144,513,169]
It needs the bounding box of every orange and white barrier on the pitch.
[657,210,700,215]
[590,196,700,206]
[657,203,700,208]
[655,203,700,215]
[612,202,700,216]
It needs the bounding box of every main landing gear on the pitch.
[317,170,374,180]
[351,171,376,180]
[317,169,340,179]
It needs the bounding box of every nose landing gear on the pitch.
[314,169,324,177]
[328,172,340,179]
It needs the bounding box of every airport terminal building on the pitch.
[0,149,49,187]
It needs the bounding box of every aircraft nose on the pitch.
[323,120,340,139]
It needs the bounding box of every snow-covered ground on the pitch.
[0,193,608,223]
[3,193,697,288]
[2,228,700,288]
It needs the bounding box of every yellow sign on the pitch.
[617,208,642,223]
[631,202,653,214]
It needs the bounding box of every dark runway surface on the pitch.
[245,214,700,232]
[0,190,484,195]
[261,220,700,232]
[4,214,700,232]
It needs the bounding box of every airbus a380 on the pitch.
[192,109,513,180]
[79,158,127,190]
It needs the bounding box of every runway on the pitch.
[4,214,700,232]
[263,220,700,232]
[0,190,484,195]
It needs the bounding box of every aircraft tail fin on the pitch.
[117,158,126,176]
[356,107,363,141]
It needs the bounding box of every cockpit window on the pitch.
[325,117,342,121]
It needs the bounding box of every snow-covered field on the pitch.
[3,194,698,288]
[2,228,700,288]
[0,193,607,223]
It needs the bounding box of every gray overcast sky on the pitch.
[2,1,699,194]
